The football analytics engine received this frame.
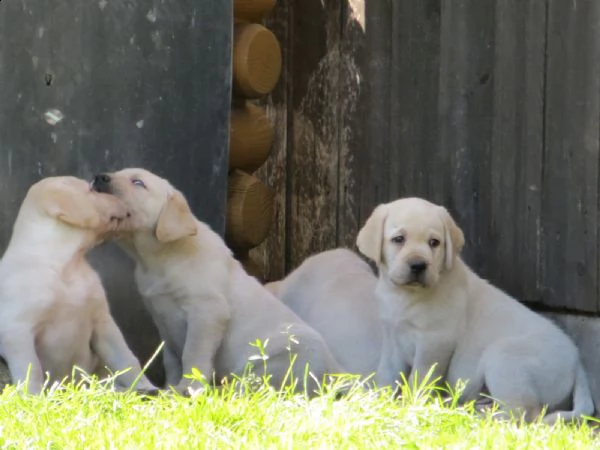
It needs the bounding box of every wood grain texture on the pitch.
[234,0,276,23]
[226,170,275,251]
[233,23,282,98]
[489,0,546,303]
[252,0,365,276]
[287,0,343,270]
[357,0,392,224]
[541,0,600,312]
[388,0,443,204]
[337,1,366,248]
[229,100,274,173]
[250,1,290,281]
[438,0,496,276]
[249,0,600,313]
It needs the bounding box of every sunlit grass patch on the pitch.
[0,365,597,449]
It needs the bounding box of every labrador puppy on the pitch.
[265,249,382,378]
[0,177,157,394]
[357,197,594,423]
[91,168,342,393]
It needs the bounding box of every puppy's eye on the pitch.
[429,238,441,248]
[131,179,146,188]
[391,235,405,244]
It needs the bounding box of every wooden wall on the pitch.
[251,0,600,314]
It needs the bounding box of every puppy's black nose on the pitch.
[92,173,112,193]
[409,261,428,275]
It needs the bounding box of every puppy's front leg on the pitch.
[409,339,454,388]
[91,308,157,391]
[162,344,183,387]
[175,297,230,391]
[375,326,408,389]
[1,332,45,394]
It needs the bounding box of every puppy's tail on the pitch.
[543,363,594,425]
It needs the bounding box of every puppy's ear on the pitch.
[439,206,465,270]
[356,204,389,264]
[42,186,101,229]
[155,190,197,243]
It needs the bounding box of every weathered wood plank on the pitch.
[438,0,496,274]
[337,1,366,248]
[256,0,600,315]
[357,0,393,226]
[488,0,546,303]
[541,0,600,312]
[250,2,290,282]
[288,0,342,269]
[388,0,443,202]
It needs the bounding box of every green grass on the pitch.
[0,371,597,450]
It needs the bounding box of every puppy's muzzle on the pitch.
[406,257,428,285]
[92,173,113,194]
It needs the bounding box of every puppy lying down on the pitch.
[0,177,157,394]
[357,197,594,423]
[265,249,382,379]
[92,169,342,393]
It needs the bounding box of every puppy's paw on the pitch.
[171,382,205,398]
[135,387,162,397]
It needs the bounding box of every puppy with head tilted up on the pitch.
[357,197,594,423]
[92,168,342,394]
[0,177,157,394]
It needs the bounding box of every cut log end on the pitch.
[226,170,275,250]
[233,23,282,98]
[234,0,276,23]
[229,102,274,173]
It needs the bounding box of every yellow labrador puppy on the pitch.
[91,168,342,393]
[0,177,157,394]
[357,197,594,423]
[265,249,382,378]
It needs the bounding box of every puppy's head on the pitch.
[90,168,197,243]
[23,176,128,242]
[356,198,464,290]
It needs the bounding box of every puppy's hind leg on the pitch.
[91,312,157,391]
[257,350,324,396]
[542,364,594,425]
[479,349,544,422]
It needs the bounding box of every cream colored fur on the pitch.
[265,249,382,378]
[0,177,157,394]
[93,168,342,394]
[357,197,594,423]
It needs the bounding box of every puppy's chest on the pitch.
[135,271,188,348]
[134,270,194,315]
[59,269,100,301]
[34,279,97,343]
[24,272,98,315]
[378,296,417,329]
[378,295,443,358]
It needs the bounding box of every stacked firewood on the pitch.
[226,0,281,281]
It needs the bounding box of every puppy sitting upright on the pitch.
[357,197,594,423]
[0,177,157,394]
[92,168,342,394]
